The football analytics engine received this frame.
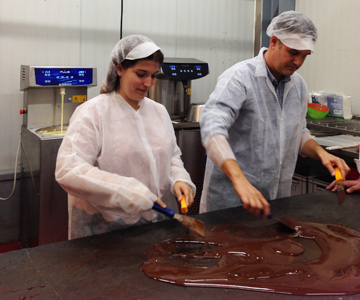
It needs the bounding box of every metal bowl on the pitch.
[186,104,205,122]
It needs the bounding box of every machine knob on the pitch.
[20,109,27,115]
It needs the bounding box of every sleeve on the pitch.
[55,108,157,217]
[204,134,236,167]
[299,79,315,156]
[169,143,197,195]
[160,109,196,195]
[200,70,244,166]
[300,131,314,152]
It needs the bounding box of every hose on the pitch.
[0,140,21,200]
[0,138,39,201]
[60,87,66,134]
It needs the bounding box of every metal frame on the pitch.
[254,0,296,55]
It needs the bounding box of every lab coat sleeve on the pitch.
[169,145,196,195]
[200,68,244,166]
[299,131,314,156]
[204,134,236,167]
[167,121,196,195]
[55,115,157,216]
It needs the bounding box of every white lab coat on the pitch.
[199,48,313,213]
[55,91,195,238]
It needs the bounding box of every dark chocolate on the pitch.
[140,220,360,295]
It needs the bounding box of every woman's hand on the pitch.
[154,198,166,208]
[327,177,360,193]
[326,180,337,191]
[173,181,194,206]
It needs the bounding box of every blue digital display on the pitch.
[34,68,93,86]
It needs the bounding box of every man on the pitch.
[199,11,350,218]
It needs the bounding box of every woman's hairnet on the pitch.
[100,35,161,93]
[266,11,317,52]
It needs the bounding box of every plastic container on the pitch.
[307,103,329,119]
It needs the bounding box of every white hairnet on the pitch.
[100,35,161,93]
[266,11,317,52]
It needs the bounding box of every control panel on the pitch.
[21,65,97,90]
[159,58,209,81]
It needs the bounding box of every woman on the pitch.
[55,35,195,239]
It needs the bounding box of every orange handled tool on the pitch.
[334,167,343,181]
[334,167,346,204]
[180,195,188,214]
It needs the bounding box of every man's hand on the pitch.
[318,151,350,179]
[222,159,271,218]
[301,139,350,179]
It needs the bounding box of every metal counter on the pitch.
[307,116,360,160]
[173,121,206,215]
[1,191,360,300]
[307,116,360,137]
[20,126,68,248]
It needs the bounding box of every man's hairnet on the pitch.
[100,35,161,93]
[266,11,317,52]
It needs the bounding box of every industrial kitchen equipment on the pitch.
[149,58,209,215]
[149,57,209,120]
[19,65,97,247]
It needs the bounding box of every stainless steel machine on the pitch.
[149,58,209,215]
[149,57,209,120]
[19,65,97,247]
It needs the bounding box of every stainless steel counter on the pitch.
[173,120,205,215]
[307,116,360,137]
[172,120,200,129]
[307,117,360,160]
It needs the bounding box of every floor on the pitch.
[0,241,20,254]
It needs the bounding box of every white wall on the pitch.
[121,0,255,104]
[0,0,121,173]
[296,0,360,116]
[0,0,255,173]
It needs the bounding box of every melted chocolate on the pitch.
[140,220,360,295]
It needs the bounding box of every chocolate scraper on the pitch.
[153,202,205,238]
[335,167,346,204]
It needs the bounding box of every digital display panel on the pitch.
[161,62,209,81]
[34,68,93,86]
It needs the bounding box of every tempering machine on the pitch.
[19,65,97,247]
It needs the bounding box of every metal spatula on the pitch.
[261,211,303,235]
[153,203,205,238]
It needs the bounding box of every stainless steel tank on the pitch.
[149,78,188,120]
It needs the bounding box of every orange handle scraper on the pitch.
[180,195,188,214]
[335,167,346,204]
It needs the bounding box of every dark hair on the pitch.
[121,50,164,69]
[110,50,164,93]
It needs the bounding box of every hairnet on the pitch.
[100,35,161,93]
[266,11,317,52]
